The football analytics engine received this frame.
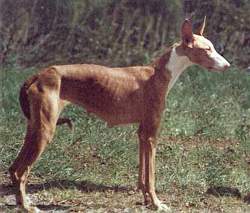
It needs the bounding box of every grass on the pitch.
[0,65,250,212]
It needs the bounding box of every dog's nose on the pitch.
[223,62,230,71]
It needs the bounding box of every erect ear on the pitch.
[181,19,194,48]
[197,16,206,36]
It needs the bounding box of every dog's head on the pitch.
[180,17,230,72]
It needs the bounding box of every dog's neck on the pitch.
[166,46,193,91]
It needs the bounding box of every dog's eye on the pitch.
[205,47,211,51]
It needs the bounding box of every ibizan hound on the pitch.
[9,18,230,212]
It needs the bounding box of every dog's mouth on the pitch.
[207,66,228,72]
[206,66,218,72]
[207,66,213,70]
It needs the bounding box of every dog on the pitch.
[9,18,230,212]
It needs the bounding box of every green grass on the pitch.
[0,65,250,212]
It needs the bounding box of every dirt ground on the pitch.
[1,171,250,213]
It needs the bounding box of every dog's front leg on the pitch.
[145,137,170,212]
[138,122,171,212]
[137,125,150,205]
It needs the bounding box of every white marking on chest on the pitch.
[166,47,193,91]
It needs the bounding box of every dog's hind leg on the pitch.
[9,86,60,212]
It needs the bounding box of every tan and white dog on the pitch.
[9,18,230,212]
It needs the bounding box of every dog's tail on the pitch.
[19,74,73,129]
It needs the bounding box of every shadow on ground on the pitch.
[206,186,242,198]
[0,179,133,212]
[1,203,71,212]
[0,179,132,196]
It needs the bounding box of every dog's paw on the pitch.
[19,196,41,213]
[28,206,41,213]
[25,196,32,206]
[152,200,171,212]
[17,205,41,213]
[156,203,171,212]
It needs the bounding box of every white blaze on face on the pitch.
[203,38,230,71]
[209,48,230,71]
[166,47,193,91]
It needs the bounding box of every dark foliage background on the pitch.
[0,0,249,68]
